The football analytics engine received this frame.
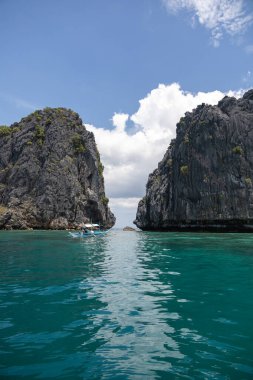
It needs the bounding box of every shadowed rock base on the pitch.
[139,221,253,232]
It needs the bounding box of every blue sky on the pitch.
[1,0,253,227]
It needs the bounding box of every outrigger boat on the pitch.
[69,223,110,238]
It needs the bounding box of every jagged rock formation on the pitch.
[135,89,253,231]
[0,108,115,229]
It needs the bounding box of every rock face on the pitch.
[0,108,115,229]
[135,89,253,231]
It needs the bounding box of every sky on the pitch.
[1,0,253,227]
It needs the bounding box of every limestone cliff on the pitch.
[135,89,253,231]
[0,108,115,229]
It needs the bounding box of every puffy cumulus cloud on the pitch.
[162,0,253,46]
[112,113,129,132]
[110,198,140,209]
[86,83,244,225]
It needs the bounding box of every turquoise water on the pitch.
[0,231,253,379]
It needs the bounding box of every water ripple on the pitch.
[0,230,253,379]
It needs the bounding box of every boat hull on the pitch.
[69,230,110,238]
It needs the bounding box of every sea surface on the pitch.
[0,230,253,380]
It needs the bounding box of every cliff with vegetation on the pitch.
[0,108,115,229]
[135,89,253,231]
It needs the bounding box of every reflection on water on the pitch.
[81,232,184,379]
[0,231,253,379]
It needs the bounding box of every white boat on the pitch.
[69,223,110,238]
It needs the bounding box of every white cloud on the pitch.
[0,92,40,111]
[87,83,243,212]
[241,71,253,88]
[245,45,253,54]
[112,113,129,132]
[242,70,252,83]
[110,198,140,209]
[109,198,140,228]
[162,0,253,46]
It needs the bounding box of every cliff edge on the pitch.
[134,89,253,231]
[0,108,115,229]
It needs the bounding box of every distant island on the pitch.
[135,89,253,232]
[123,226,136,231]
[0,108,115,230]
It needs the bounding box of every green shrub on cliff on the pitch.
[167,159,173,167]
[96,148,104,177]
[98,162,104,177]
[180,165,189,175]
[72,134,86,153]
[45,118,52,126]
[34,125,45,146]
[245,177,252,187]
[0,126,11,136]
[11,127,21,134]
[101,196,109,205]
[232,146,243,155]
